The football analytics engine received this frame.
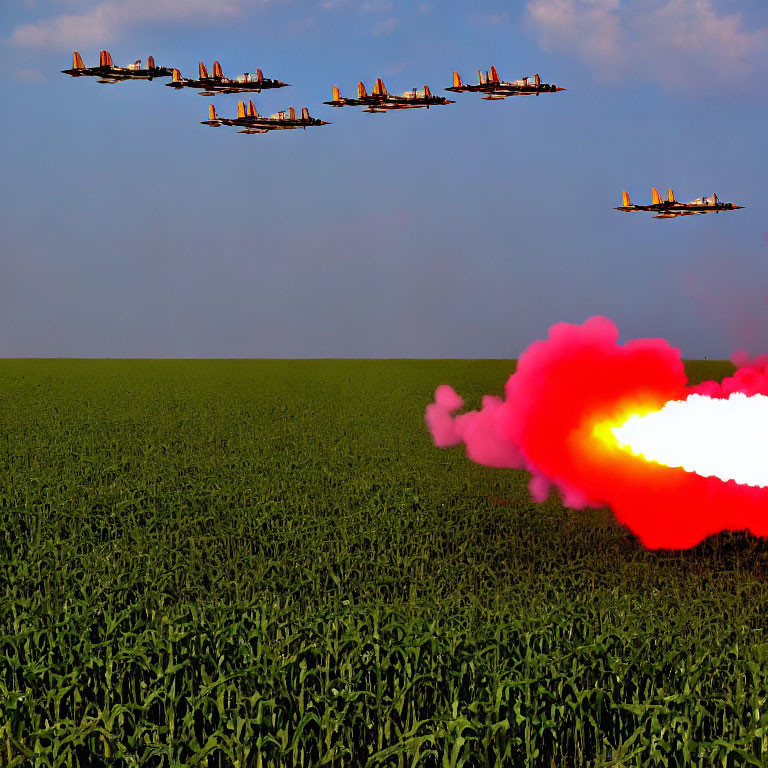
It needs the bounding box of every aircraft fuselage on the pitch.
[61,65,173,82]
[167,75,288,95]
[446,83,563,98]
[615,191,744,218]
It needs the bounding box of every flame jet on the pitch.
[445,66,565,99]
[202,101,330,134]
[61,50,173,83]
[425,316,768,550]
[616,188,744,218]
[324,79,454,113]
[166,61,289,96]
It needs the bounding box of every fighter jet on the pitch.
[202,101,330,133]
[446,66,565,99]
[61,51,172,83]
[324,79,454,113]
[615,188,744,218]
[166,62,288,96]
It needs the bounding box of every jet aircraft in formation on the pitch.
[324,79,454,112]
[446,66,565,99]
[58,50,748,217]
[166,62,288,95]
[61,51,172,82]
[203,101,329,133]
[615,189,744,218]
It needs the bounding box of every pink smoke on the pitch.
[424,316,768,549]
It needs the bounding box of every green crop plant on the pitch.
[0,360,766,767]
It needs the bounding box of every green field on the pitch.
[1,359,766,767]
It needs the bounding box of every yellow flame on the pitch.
[590,400,663,453]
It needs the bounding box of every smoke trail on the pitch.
[425,316,768,549]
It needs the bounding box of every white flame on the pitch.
[611,393,768,488]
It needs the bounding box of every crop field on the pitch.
[1,359,767,768]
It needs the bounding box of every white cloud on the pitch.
[527,0,621,66]
[525,0,768,90]
[9,0,274,50]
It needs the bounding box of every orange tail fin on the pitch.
[237,101,246,118]
[376,77,387,95]
[248,100,257,117]
[208,104,217,120]
[147,55,155,69]
[424,84,432,97]
[102,50,113,67]
[534,73,540,86]
[478,69,485,84]
[73,51,85,69]
[667,188,675,203]
[301,107,310,120]
[358,81,367,98]
[172,68,181,82]
[490,65,499,83]
[289,106,296,120]
[622,191,631,207]
[651,188,662,205]
[332,85,341,101]
[213,61,223,78]
[199,62,209,79]
[99,50,106,67]
[453,71,462,87]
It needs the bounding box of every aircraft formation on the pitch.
[62,50,744,215]
[61,50,564,135]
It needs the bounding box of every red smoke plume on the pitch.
[425,317,768,549]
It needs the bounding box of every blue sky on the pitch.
[1,0,766,358]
